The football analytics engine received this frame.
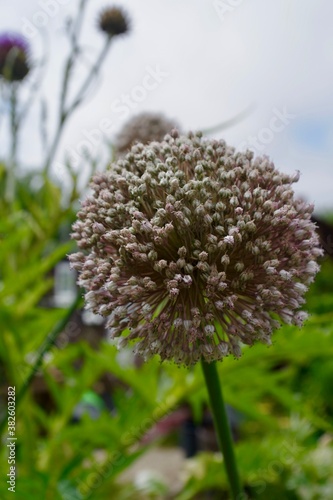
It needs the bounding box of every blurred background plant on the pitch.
[1,0,333,499]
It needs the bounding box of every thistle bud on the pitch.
[0,33,30,82]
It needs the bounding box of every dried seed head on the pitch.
[98,6,129,37]
[70,131,322,366]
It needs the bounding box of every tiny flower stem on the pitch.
[18,293,82,401]
[5,83,18,202]
[0,293,82,436]
[43,0,111,174]
[201,359,242,499]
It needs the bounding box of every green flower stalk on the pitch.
[0,33,31,201]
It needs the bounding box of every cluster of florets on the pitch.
[114,112,179,157]
[70,131,322,365]
[0,33,30,82]
[97,6,129,37]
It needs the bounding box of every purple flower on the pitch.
[0,33,30,82]
[70,131,322,366]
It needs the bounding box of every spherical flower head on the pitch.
[0,33,30,82]
[114,112,180,157]
[70,131,322,366]
[97,6,129,37]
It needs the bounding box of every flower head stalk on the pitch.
[70,131,322,366]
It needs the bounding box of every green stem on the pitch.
[0,293,82,435]
[44,36,112,174]
[201,359,243,499]
[5,83,18,202]
[17,293,82,401]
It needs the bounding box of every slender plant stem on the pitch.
[66,37,112,116]
[42,0,90,174]
[202,102,256,135]
[17,293,82,401]
[44,34,111,174]
[5,83,18,202]
[201,359,243,499]
[0,293,82,435]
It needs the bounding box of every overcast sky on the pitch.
[1,0,332,212]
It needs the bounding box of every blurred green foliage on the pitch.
[1,154,333,499]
